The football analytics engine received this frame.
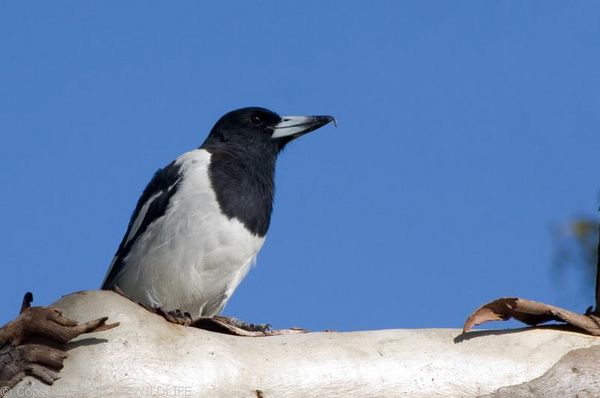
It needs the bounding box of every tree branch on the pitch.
[4,290,600,397]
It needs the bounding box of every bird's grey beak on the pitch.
[271,115,336,139]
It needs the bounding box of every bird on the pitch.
[101,107,335,327]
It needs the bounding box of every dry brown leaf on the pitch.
[192,317,307,337]
[463,297,600,336]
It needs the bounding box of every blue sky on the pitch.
[1,2,599,331]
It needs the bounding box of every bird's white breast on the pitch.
[115,149,265,318]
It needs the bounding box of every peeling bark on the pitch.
[0,294,118,393]
[463,297,600,335]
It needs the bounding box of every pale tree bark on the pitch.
[3,290,600,398]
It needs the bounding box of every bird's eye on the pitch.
[250,114,263,125]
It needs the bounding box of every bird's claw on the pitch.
[153,307,193,326]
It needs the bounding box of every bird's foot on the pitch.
[192,315,308,337]
[108,286,305,335]
[109,286,193,327]
[0,292,119,391]
[153,307,193,327]
[214,316,272,333]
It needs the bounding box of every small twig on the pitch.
[595,209,600,315]
[19,292,33,315]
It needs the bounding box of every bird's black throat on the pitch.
[205,146,278,237]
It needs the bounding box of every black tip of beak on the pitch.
[307,115,336,133]
[317,115,336,126]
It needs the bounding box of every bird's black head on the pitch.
[201,107,335,155]
[200,107,335,237]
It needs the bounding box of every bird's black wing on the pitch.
[101,161,182,289]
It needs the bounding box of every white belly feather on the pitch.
[113,149,265,319]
